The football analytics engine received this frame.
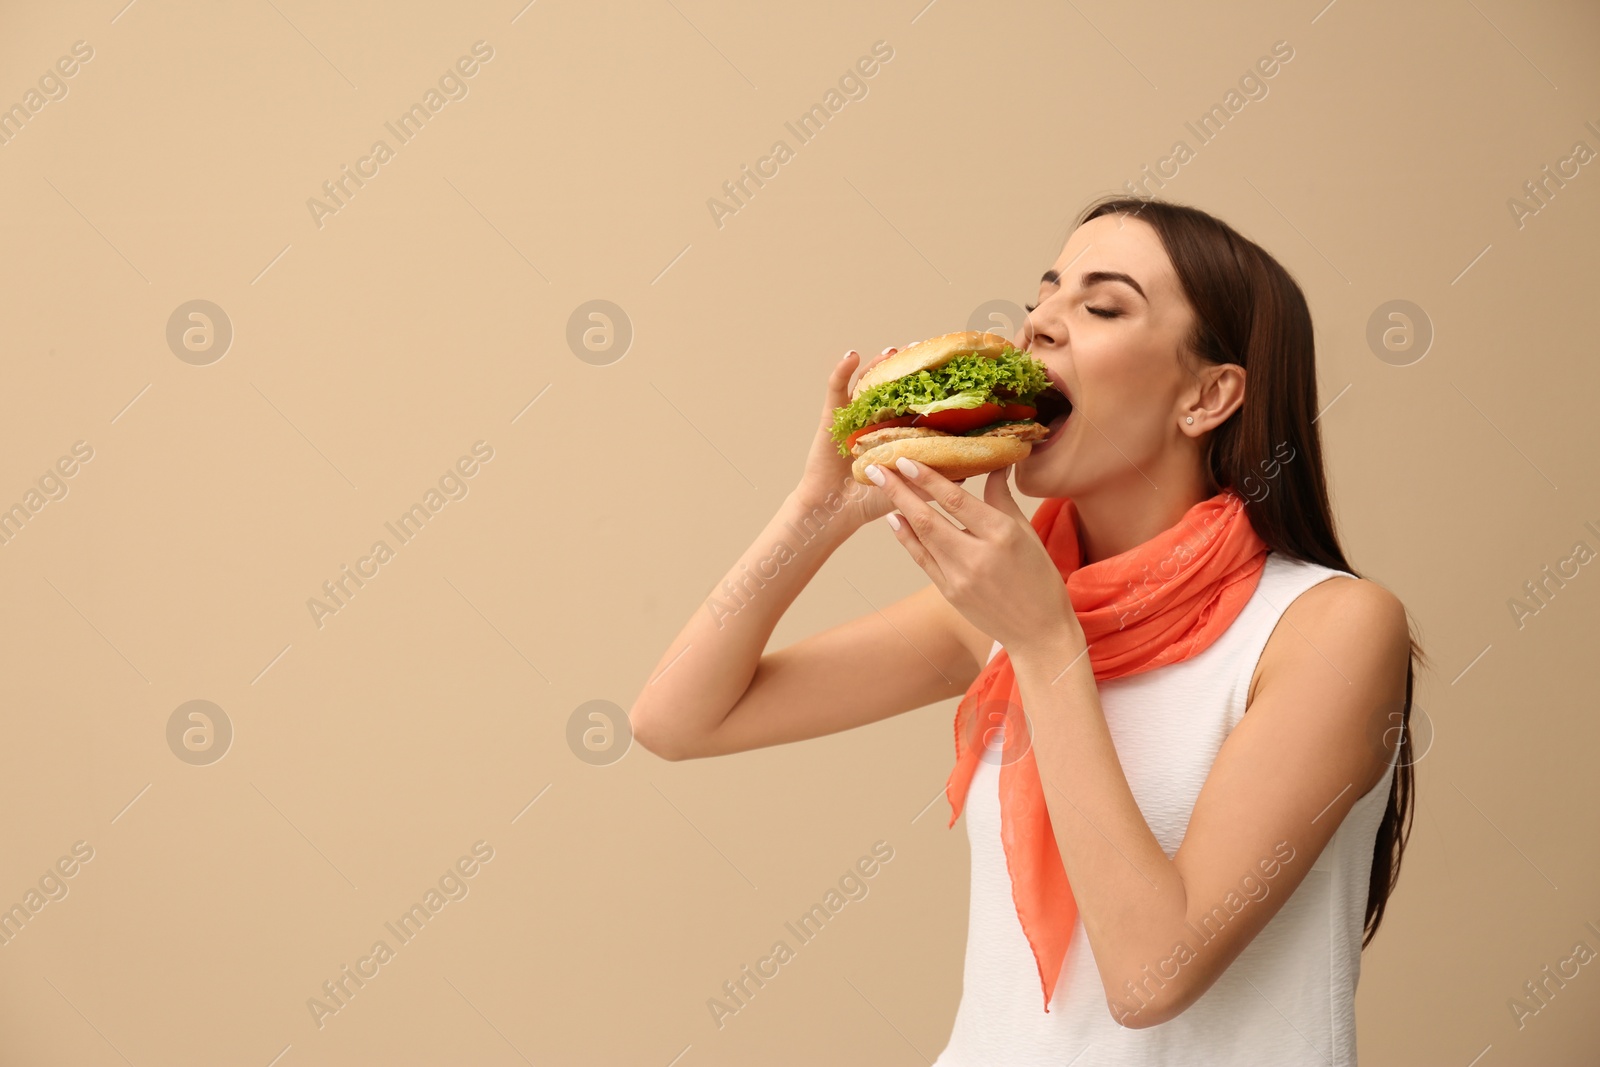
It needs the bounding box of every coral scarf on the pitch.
[944,489,1269,1012]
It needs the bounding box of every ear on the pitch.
[1184,362,1246,430]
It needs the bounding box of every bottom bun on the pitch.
[851,433,1033,485]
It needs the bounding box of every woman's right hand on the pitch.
[792,346,921,532]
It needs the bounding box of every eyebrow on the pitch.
[1040,269,1146,301]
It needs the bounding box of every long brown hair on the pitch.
[1071,194,1423,948]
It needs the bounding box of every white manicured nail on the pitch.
[864,464,886,485]
[886,513,902,531]
[895,457,919,478]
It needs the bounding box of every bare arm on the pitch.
[863,456,1412,1029]
[630,504,988,760]
[629,348,992,761]
[1017,576,1409,1027]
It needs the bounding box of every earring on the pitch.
[1185,416,1194,425]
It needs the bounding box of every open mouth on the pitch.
[1033,386,1072,433]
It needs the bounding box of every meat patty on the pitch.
[848,426,945,457]
[975,421,1050,443]
[848,420,1049,457]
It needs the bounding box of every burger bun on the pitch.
[850,331,1015,400]
[851,433,1032,485]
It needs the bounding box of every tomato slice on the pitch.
[845,415,917,449]
[846,403,1039,449]
[914,403,1003,434]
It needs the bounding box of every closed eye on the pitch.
[1024,301,1120,319]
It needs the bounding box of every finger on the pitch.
[821,350,861,429]
[867,464,943,507]
[861,344,902,376]
[884,509,949,587]
[983,465,1031,524]
[861,457,968,561]
[827,350,859,404]
[885,454,1004,539]
[850,345,897,392]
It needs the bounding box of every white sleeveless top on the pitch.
[933,552,1395,1066]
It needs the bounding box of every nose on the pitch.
[1020,315,1053,350]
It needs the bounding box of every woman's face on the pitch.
[1013,213,1201,500]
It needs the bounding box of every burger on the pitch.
[830,331,1071,485]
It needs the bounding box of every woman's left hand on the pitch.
[864,456,1086,664]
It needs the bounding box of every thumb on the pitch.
[821,350,859,426]
[984,465,1030,524]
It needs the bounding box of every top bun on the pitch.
[850,331,1016,401]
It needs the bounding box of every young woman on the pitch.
[630,195,1424,1065]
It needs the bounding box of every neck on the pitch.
[1072,457,1215,566]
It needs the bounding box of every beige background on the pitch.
[0,0,1596,1063]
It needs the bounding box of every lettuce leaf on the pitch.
[830,346,1050,455]
[908,389,988,415]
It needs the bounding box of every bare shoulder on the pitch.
[1290,573,1407,637]
[1248,572,1410,708]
